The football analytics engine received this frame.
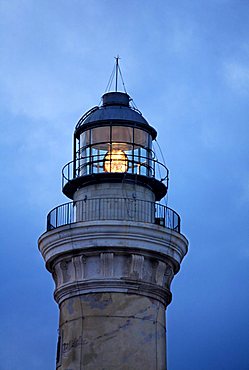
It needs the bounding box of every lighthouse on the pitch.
[38,63,188,370]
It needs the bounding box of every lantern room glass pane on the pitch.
[91,126,110,148]
[80,130,91,148]
[134,128,149,148]
[112,126,133,143]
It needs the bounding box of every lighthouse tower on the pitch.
[38,65,188,370]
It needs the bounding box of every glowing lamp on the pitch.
[104,149,128,173]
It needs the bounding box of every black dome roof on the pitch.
[74,92,157,139]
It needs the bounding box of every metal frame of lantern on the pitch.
[62,125,169,200]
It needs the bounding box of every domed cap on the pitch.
[102,92,130,106]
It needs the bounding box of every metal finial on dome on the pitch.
[115,55,120,92]
[105,56,127,93]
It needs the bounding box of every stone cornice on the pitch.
[38,220,188,273]
[52,250,174,307]
[38,221,188,307]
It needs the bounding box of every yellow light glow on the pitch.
[104,149,128,173]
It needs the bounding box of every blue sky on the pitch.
[0,1,248,369]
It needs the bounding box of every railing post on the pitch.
[47,214,50,231]
[67,203,69,225]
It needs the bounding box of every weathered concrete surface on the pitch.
[57,293,166,370]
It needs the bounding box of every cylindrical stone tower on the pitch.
[38,90,188,370]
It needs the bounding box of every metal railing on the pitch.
[47,198,180,233]
[62,154,169,190]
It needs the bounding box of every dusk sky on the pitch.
[0,1,248,369]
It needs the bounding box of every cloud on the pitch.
[224,61,249,95]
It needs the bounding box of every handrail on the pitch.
[46,198,180,233]
[62,154,169,189]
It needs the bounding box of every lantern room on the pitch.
[62,91,168,201]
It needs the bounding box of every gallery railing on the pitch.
[47,198,181,233]
[62,154,169,190]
